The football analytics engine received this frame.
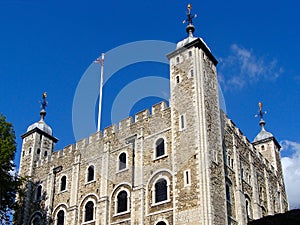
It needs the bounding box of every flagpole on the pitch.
[95,53,105,132]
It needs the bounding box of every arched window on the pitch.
[155,178,168,203]
[60,176,66,191]
[226,183,232,217]
[37,148,40,154]
[157,222,167,225]
[156,138,165,158]
[117,190,128,213]
[119,152,127,171]
[57,210,65,225]
[87,166,94,182]
[84,201,94,222]
[44,150,47,157]
[36,185,42,201]
[245,195,251,220]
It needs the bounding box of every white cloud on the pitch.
[280,140,300,209]
[218,44,283,90]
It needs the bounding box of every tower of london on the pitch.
[16,5,288,225]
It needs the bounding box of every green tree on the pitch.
[0,114,21,224]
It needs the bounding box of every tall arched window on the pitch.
[60,176,66,191]
[57,210,65,225]
[155,178,168,203]
[226,183,232,218]
[119,152,127,171]
[117,190,128,213]
[156,138,165,158]
[87,166,94,182]
[84,201,94,222]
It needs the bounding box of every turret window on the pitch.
[118,152,127,171]
[179,114,186,131]
[44,151,47,157]
[184,169,191,187]
[37,148,40,154]
[155,138,165,158]
[87,166,95,182]
[60,176,67,192]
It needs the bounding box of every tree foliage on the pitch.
[0,114,21,224]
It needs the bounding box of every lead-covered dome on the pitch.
[27,117,52,136]
[253,118,273,142]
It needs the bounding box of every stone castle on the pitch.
[16,5,288,225]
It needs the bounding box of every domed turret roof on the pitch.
[26,92,53,136]
[254,124,273,142]
[27,112,53,136]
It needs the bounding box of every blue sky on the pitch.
[0,1,299,209]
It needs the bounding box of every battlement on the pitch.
[223,113,277,173]
[35,101,170,166]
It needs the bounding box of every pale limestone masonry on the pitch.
[16,34,288,225]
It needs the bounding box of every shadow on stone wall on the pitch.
[248,209,300,225]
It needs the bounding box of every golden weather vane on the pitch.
[183,3,197,25]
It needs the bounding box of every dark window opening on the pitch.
[84,201,94,222]
[60,176,66,191]
[157,222,167,225]
[156,138,165,158]
[57,210,64,225]
[155,179,167,203]
[117,190,128,213]
[36,185,42,201]
[87,166,94,182]
[119,153,126,170]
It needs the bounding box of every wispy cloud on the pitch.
[280,140,300,209]
[218,44,283,90]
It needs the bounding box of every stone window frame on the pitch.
[153,136,168,161]
[179,114,186,131]
[86,165,95,184]
[183,169,191,187]
[55,208,66,225]
[245,193,252,220]
[225,178,233,219]
[59,175,67,193]
[82,199,96,223]
[113,187,131,216]
[151,175,171,206]
[117,151,128,173]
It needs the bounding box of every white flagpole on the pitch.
[95,53,105,132]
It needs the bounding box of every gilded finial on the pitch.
[41,92,48,111]
[255,101,267,128]
[183,4,197,35]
